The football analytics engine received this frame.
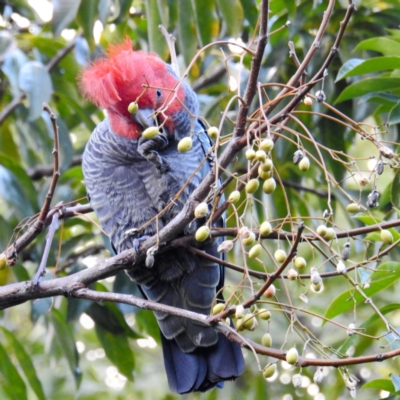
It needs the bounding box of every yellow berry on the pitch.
[245,149,256,160]
[258,309,271,320]
[258,167,272,180]
[194,202,208,218]
[263,178,276,194]
[255,150,267,162]
[142,126,159,139]
[316,224,327,237]
[207,126,219,139]
[0,254,6,270]
[346,203,360,213]
[304,96,312,106]
[263,363,277,379]
[259,221,272,237]
[246,179,259,194]
[324,228,336,241]
[298,156,310,172]
[177,137,193,152]
[195,226,210,242]
[212,303,225,314]
[274,249,287,263]
[294,257,307,269]
[249,244,262,259]
[286,347,299,365]
[127,101,138,114]
[228,190,241,204]
[260,139,274,152]
[381,229,394,245]
[242,313,255,330]
[242,232,256,247]
[261,333,272,347]
[260,158,273,171]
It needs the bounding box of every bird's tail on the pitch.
[161,331,245,394]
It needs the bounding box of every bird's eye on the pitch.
[156,89,162,98]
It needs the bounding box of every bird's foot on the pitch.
[145,245,159,268]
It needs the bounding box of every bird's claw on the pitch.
[145,245,159,268]
[124,228,139,237]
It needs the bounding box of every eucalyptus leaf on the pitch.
[18,61,53,121]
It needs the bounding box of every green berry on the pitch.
[261,333,272,347]
[127,101,138,114]
[207,126,219,139]
[142,126,159,139]
[346,203,360,213]
[263,178,276,194]
[274,249,287,263]
[263,364,276,378]
[195,226,210,242]
[260,139,274,152]
[298,156,310,171]
[294,257,306,269]
[245,149,256,160]
[228,190,241,203]
[212,303,225,314]
[381,229,394,244]
[249,244,262,259]
[246,179,259,194]
[194,202,208,218]
[259,221,272,236]
[286,347,299,365]
[177,137,193,152]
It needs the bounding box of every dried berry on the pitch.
[293,149,304,165]
[366,189,380,208]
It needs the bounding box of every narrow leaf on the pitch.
[337,57,400,81]
[52,0,82,36]
[0,341,27,400]
[216,0,244,37]
[324,262,400,321]
[95,326,135,381]
[362,379,395,392]
[18,61,53,121]
[355,37,400,56]
[0,328,45,400]
[50,309,81,388]
[335,78,400,104]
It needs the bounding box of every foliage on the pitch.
[1,1,400,399]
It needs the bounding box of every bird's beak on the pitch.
[133,108,156,129]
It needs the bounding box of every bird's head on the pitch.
[80,39,194,139]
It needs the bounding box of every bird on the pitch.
[79,39,245,394]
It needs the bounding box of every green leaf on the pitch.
[177,0,198,66]
[389,101,400,125]
[18,61,53,121]
[324,262,400,322]
[362,379,395,392]
[193,0,218,47]
[392,375,400,392]
[0,341,27,400]
[337,57,400,81]
[0,328,45,400]
[391,170,400,208]
[216,0,244,37]
[335,78,400,104]
[50,309,81,388]
[355,37,400,56]
[52,0,82,36]
[336,58,364,81]
[144,0,169,59]
[95,326,135,381]
[76,0,99,51]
